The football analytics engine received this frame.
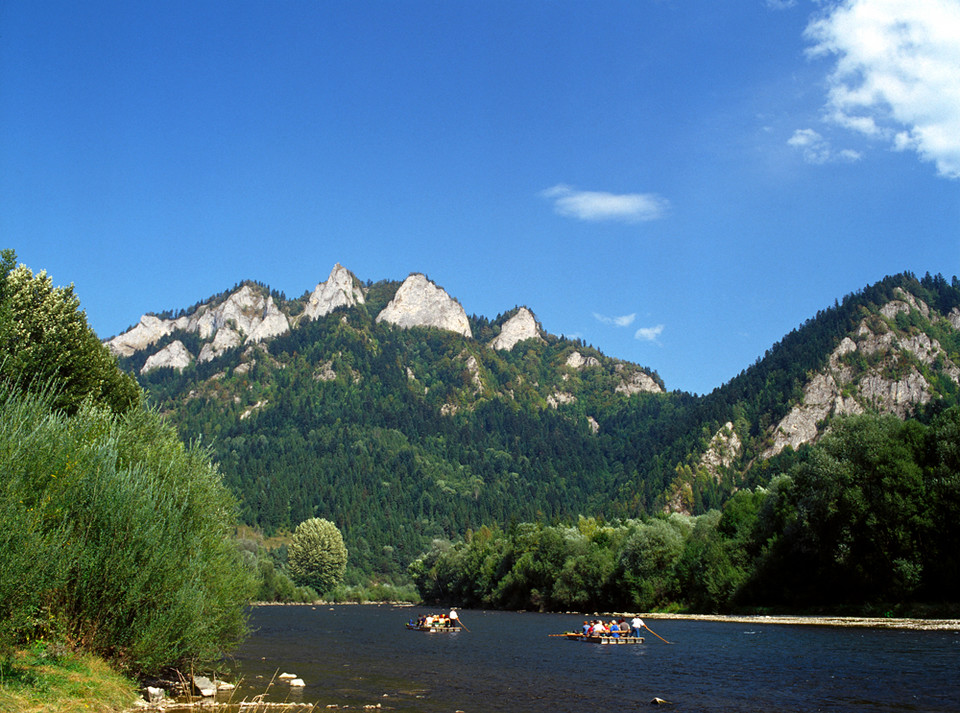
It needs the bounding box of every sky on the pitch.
[2,0,958,395]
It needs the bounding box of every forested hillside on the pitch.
[117,270,960,586]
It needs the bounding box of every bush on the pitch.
[0,387,256,674]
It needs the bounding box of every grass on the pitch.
[0,642,137,713]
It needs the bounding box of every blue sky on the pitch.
[3,0,958,395]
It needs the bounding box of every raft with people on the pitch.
[553,617,653,645]
[406,611,463,632]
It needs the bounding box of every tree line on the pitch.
[410,408,960,614]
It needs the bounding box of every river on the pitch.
[214,604,960,712]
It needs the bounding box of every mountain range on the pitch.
[108,267,960,578]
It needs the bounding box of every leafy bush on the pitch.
[0,388,256,674]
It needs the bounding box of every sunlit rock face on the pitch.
[614,364,663,395]
[106,284,289,360]
[195,285,289,343]
[303,263,366,321]
[762,290,960,458]
[106,314,183,357]
[491,308,543,351]
[376,274,472,338]
[141,340,193,374]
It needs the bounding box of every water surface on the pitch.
[221,605,960,712]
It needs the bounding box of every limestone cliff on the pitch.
[700,422,742,482]
[303,263,365,321]
[107,283,289,363]
[141,340,193,374]
[375,274,472,338]
[490,308,543,350]
[763,288,960,458]
[614,363,664,395]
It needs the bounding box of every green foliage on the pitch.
[122,267,960,609]
[0,388,256,673]
[0,252,141,416]
[288,518,348,594]
[409,410,960,613]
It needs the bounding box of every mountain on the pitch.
[109,269,960,578]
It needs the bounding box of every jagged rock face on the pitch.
[375,274,472,338]
[107,314,181,357]
[566,351,600,369]
[107,284,289,358]
[615,365,663,395]
[881,287,931,320]
[491,308,543,350]
[196,285,289,343]
[763,290,960,458]
[198,326,242,363]
[303,264,365,321]
[141,340,193,374]
[949,307,960,330]
[700,422,742,482]
[464,354,483,393]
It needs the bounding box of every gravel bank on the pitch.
[642,613,960,630]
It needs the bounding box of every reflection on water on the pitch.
[208,605,960,712]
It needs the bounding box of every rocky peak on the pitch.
[303,263,365,321]
[375,274,472,338]
[614,363,663,395]
[141,340,193,374]
[490,308,543,351]
[106,284,289,358]
[106,314,182,358]
[700,422,742,481]
[763,294,960,458]
[196,284,289,343]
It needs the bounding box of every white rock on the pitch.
[140,340,193,374]
[198,325,242,363]
[290,678,306,687]
[490,308,542,350]
[699,422,742,482]
[615,369,662,395]
[376,274,472,338]
[566,351,600,369]
[278,672,297,679]
[948,307,960,330]
[106,314,176,357]
[304,264,365,320]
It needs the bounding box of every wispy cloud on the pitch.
[541,184,670,222]
[634,324,664,343]
[593,312,636,327]
[804,0,960,179]
[788,128,862,164]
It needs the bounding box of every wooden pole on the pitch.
[644,624,671,644]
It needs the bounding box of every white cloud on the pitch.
[593,312,636,327]
[805,0,960,178]
[634,324,664,343]
[541,184,669,222]
[788,128,862,164]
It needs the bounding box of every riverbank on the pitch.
[640,612,960,630]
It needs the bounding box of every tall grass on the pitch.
[0,386,256,674]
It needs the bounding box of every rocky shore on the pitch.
[641,612,960,631]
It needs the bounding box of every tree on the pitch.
[288,518,348,594]
[0,251,141,415]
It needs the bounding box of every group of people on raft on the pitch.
[582,616,645,639]
[413,610,460,629]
